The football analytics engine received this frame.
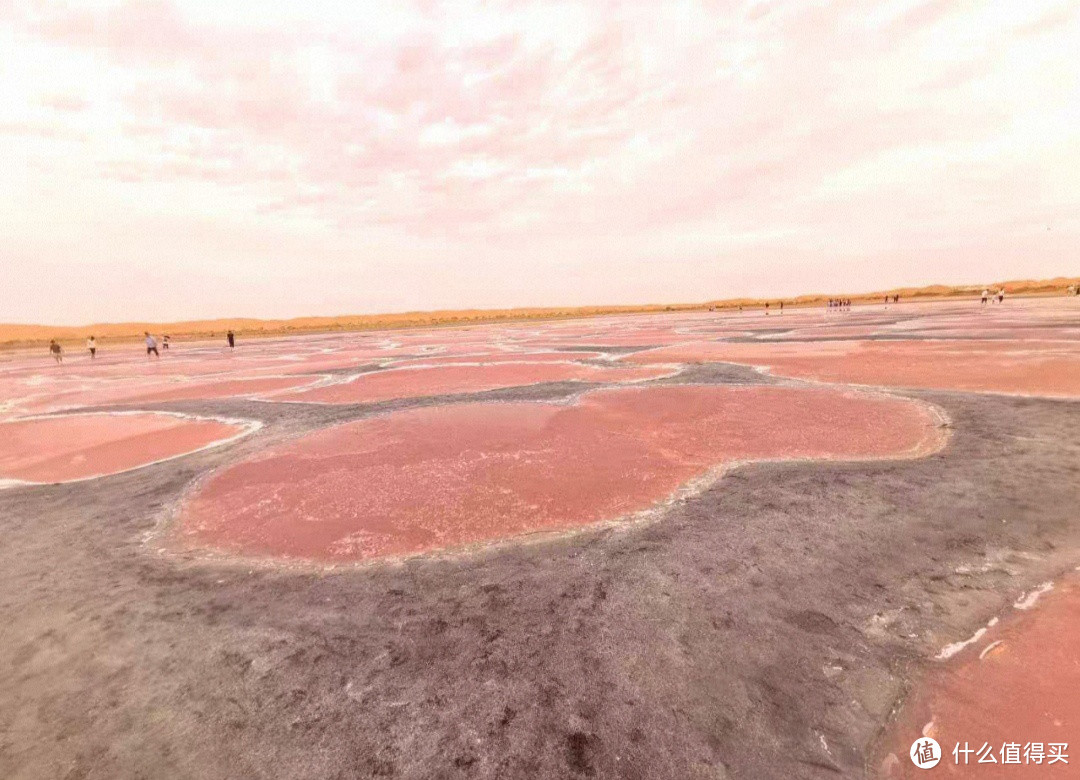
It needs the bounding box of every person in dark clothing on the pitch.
[227,330,235,348]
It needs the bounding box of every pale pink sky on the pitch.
[2,0,1078,324]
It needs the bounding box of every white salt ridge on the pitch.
[978,640,1003,660]
[936,628,987,661]
[936,580,1059,661]
[1014,581,1053,610]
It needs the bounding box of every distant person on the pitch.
[765,302,770,316]
[893,294,899,303]
[779,301,784,313]
[49,339,63,364]
[998,289,1005,303]
[145,332,159,358]
[163,334,170,350]
[87,336,97,359]
[981,289,989,305]
[227,329,236,348]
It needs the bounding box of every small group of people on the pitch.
[883,294,900,305]
[142,332,171,358]
[827,298,852,311]
[139,329,237,358]
[51,335,104,362]
[980,288,1005,305]
[48,329,236,365]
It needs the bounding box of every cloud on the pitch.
[1,0,1078,321]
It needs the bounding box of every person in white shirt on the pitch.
[144,332,159,359]
[87,336,97,358]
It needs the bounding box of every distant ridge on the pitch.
[4,276,1077,349]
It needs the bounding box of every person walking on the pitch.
[145,332,160,359]
[49,339,63,364]
[227,330,235,349]
[87,336,97,359]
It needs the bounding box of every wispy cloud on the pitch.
[2,0,1078,322]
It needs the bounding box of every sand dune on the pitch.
[4,276,1077,350]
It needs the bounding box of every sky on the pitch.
[2,0,1078,324]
